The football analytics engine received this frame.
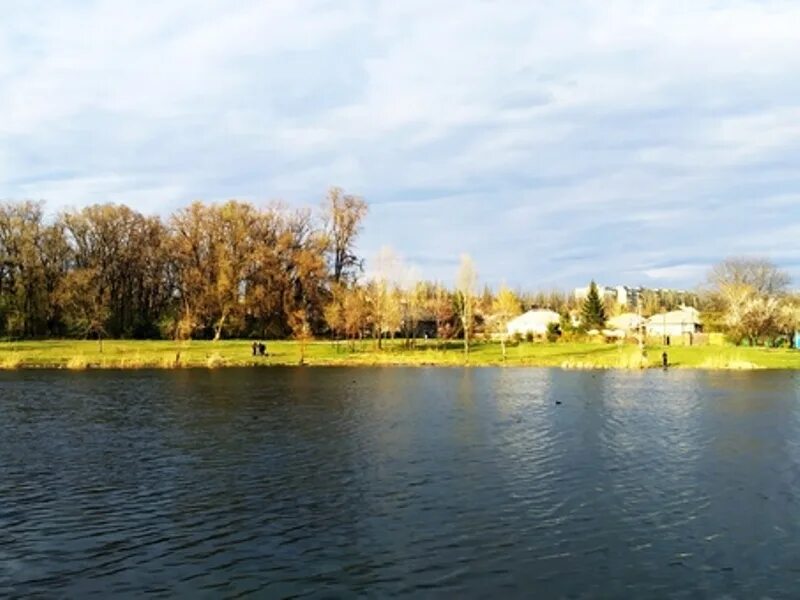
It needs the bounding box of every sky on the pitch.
[2,0,800,290]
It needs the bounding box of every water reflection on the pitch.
[2,368,800,597]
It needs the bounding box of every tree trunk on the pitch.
[463,314,470,356]
[213,313,227,341]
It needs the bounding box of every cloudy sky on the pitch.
[2,1,799,289]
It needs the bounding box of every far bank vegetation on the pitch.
[0,191,797,353]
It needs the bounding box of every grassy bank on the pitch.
[1,339,799,370]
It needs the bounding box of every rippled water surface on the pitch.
[2,368,800,598]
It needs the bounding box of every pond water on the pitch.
[2,368,800,598]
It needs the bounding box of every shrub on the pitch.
[206,353,225,368]
[66,356,89,370]
[0,353,22,369]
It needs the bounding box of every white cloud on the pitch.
[2,0,800,287]
[643,265,710,283]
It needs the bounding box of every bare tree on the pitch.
[323,283,346,349]
[491,285,522,360]
[428,283,454,349]
[209,201,259,341]
[402,279,425,348]
[777,298,800,340]
[323,187,368,284]
[369,246,405,349]
[729,292,781,346]
[342,285,370,350]
[54,267,110,351]
[288,308,312,364]
[456,254,478,356]
[0,201,50,337]
[709,257,792,345]
[709,257,790,297]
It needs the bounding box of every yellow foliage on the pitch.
[0,353,22,369]
[66,355,89,370]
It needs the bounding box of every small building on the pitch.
[607,312,645,333]
[601,328,626,340]
[507,309,561,336]
[646,306,702,339]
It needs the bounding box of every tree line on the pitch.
[0,189,486,346]
[0,189,368,341]
[1,190,797,347]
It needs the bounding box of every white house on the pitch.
[607,312,645,332]
[646,306,702,337]
[507,309,561,336]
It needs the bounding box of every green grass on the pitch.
[1,339,799,370]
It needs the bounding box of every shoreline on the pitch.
[0,365,789,372]
[0,362,790,371]
[2,339,799,371]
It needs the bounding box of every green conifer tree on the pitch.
[581,281,607,330]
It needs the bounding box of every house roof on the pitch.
[507,309,561,333]
[607,312,644,329]
[509,309,560,325]
[646,306,701,325]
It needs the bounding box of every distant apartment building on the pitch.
[574,284,641,308]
